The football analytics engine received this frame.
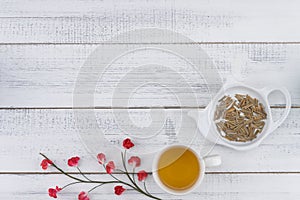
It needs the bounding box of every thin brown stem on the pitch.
[77,167,92,181]
[102,164,139,191]
[121,151,140,189]
[61,181,81,190]
[40,153,87,183]
[132,167,136,183]
[88,183,104,193]
[40,153,162,200]
[121,151,161,200]
[40,153,118,184]
[143,181,150,195]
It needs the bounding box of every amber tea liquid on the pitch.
[157,146,200,191]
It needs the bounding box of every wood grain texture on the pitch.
[1,0,300,42]
[1,44,299,108]
[0,174,299,199]
[0,108,299,172]
[1,1,300,199]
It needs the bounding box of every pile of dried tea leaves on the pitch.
[214,94,267,142]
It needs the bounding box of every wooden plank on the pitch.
[0,173,299,199]
[0,44,299,108]
[0,108,299,172]
[0,0,300,42]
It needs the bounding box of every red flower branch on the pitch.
[40,138,161,200]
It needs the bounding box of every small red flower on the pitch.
[106,161,115,174]
[123,138,134,149]
[97,153,106,164]
[55,186,62,192]
[114,185,126,195]
[137,170,148,182]
[68,156,80,167]
[128,156,141,168]
[40,159,53,170]
[48,186,62,198]
[78,191,90,200]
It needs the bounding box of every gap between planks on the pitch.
[2,42,300,45]
[1,171,300,175]
[0,106,297,110]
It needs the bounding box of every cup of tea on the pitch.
[152,145,221,195]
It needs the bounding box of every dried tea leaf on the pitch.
[214,93,267,142]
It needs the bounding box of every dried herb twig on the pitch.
[214,94,267,142]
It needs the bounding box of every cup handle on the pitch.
[203,155,221,167]
[261,87,291,133]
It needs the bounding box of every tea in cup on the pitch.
[152,145,221,195]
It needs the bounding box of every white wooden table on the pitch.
[0,1,300,199]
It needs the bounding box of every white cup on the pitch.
[152,145,221,195]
